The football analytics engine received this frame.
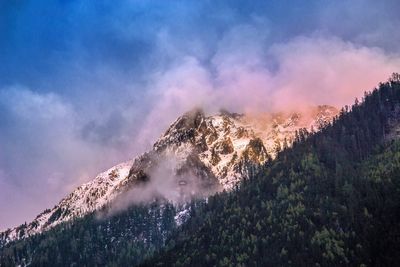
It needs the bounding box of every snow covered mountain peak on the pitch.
[1,105,338,244]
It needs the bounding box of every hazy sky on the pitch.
[1,0,400,230]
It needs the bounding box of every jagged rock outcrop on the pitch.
[1,105,338,243]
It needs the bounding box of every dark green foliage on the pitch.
[0,203,177,267]
[47,208,63,224]
[142,79,400,266]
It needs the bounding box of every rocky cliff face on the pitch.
[0,105,338,244]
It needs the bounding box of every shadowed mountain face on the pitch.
[1,106,338,243]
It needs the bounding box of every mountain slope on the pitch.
[1,106,337,243]
[142,79,400,266]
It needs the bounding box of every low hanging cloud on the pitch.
[137,30,400,150]
[100,153,212,218]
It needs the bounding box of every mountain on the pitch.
[2,77,400,266]
[1,105,337,244]
[0,161,133,242]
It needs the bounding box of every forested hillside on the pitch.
[142,77,400,266]
[0,203,179,266]
[1,76,400,267]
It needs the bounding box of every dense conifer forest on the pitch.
[1,75,400,266]
[143,75,400,266]
[0,203,178,266]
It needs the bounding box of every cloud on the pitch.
[0,87,142,229]
[103,155,186,216]
[267,36,400,110]
[135,30,400,145]
[100,152,216,218]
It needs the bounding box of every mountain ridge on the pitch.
[0,105,338,244]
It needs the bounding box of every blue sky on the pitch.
[1,0,400,230]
